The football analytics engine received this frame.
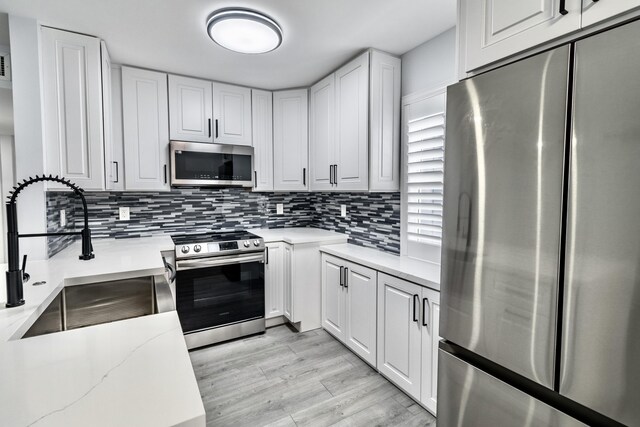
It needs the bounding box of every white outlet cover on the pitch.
[341,205,347,217]
[276,204,284,215]
[60,209,66,227]
[119,207,130,221]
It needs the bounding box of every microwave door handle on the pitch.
[176,253,265,270]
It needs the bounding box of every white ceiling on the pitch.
[0,0,456,90]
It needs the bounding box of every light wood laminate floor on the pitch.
[189,324,437,427]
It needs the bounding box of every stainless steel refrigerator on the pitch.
[438,18,640,427]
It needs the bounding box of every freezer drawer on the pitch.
[441,46,570,388]
[438,350,585,427]
[561,19,640,426]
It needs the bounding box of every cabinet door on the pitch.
[344,261,377,367]
[41,27,105,190]
[107,65,125,191]
[309,74,335,191]
[101,42,122,191]
[377,273,422,399]
[283,243,294,321]
[321,254,345,341]
[582,0,640,28]
[462,0,581,71]
[252,90,274,191]
[273,89,309,191]
[213,83,252,146]
[420,287,440,415]
[335,52,369,190]
[168,75,213,143]
[369,51,401,192]
[121,67,170,191]
[265,242,283,318]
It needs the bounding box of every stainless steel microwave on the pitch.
[170,141,253,187]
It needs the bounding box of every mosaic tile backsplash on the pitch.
[46,189,400,257]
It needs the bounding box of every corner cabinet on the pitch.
[168,75,213,143]
[41,27,105,190]
[265,242,284,318]
[121,67,170,191]
[273,89,309,191]
[377,272,440,415]
[309,50,401,192]
[213,83,252,146]
[252,90,274,191]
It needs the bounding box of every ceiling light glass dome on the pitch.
[207,9,283,54]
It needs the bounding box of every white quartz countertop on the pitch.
[250,227,349,245]
[320,244,441,291]
[0,237,205,427]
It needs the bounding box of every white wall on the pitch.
[9,15,47,260]
[401,27,457,96]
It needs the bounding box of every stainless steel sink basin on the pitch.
[22,275,174,339]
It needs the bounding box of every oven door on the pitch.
[175,252,265,333]
[170,140,253,187]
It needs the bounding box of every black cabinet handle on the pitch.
[344,267,349,288]
[254,171,258,188]
[164,164,168,184]
[339,266,344,287]
[413,294,419,323]
[303,168,306,186]
[559,0,568,15]
[333,164,338,186]
[329,165,334,185]
[215,119,219,138]
[113,161,119,183]
[208,118,212,138]
[422,298,429,327]
[265,247,269,264]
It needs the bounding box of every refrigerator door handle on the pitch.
[413,294,419,323]
[422,297,429,328]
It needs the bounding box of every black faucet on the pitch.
[5,175,94,308]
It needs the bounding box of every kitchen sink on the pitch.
[22,275,174,339]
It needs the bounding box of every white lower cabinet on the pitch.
[283,243,294,321]
[265,242,284,319]
[322,254,377,367]
[376,272,440,415]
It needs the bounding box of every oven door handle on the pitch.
[176,253,265,271]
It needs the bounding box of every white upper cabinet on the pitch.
[462,0,582,71]
[273,89,309,191]
[41,27,105,190]
[213,83,252,146]
[369,51,401,192]
[121,67,170,191]
[168,75,213,143]
[107,65,125,191]
[252,89,274,191]
[309,74,335,191]
[582,0,640,27]
[335,52,369,191]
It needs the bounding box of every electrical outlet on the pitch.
[119,207,130,221]
[341,205,347,217]
[60,209,66,227]
[276,203,284,215]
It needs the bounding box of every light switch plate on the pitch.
[276,204,284,215]
[119,207,130,221]
[60,209,66,227]
[341,205,347,217]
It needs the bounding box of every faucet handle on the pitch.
[21,254,30,283]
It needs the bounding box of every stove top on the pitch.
[172,231,264,259]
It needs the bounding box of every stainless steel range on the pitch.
[172,231,265,349]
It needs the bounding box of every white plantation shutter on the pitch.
[402,90,446,261]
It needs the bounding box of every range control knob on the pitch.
[243,241,250,248]
[253,240,260,247]
[181,245,190,254]
[193,244,202,253]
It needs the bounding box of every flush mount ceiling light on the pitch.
[206,8,283,54]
